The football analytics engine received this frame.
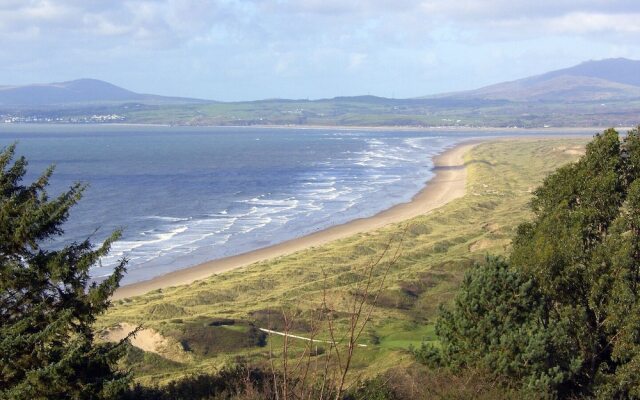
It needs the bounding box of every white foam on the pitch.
[98,134,460,283]
[144,216,191,222]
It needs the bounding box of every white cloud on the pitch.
[0,0,245,48]
[348,53,367,70]
[547,12,640,34]
[2,0,640,50]
[2,0,640,99]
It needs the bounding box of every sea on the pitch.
[0,124,588,285]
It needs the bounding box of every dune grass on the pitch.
[99,137,589,385]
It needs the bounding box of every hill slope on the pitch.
[0,79,206,106]
[429,58,640,102]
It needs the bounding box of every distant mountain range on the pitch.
[1,58,639,128]
[3,58,640,107]
[428,58,640,102]
[0,78,205,106]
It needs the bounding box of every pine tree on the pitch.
[434,257,579,393]
[433,128,640,398]
[0,144,129,399]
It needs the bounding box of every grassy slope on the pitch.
[99,138,588,385]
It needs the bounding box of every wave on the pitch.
[144,216,192,222]
[97,133,461,284]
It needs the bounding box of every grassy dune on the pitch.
[99,138,589,385]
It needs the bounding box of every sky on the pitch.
[2,0,640,101]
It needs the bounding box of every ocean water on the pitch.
[0,124,576,284]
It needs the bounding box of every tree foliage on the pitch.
[433,128,640,398]
[0,144,129,399]
[435,257,579,392]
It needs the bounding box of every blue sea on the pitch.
[0,125,585,285]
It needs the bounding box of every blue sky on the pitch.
[2,0,640,101]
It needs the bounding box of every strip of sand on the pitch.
[113,140,481,300]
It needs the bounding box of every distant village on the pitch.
[2,113,126,124]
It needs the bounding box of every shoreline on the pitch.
[186,125,610,133]
[1,122,620,134]
[113,140,481,300]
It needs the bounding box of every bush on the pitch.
[144,303,187,319]
[345,377,397,400]
[168,322,266,356]
[120,365,274,400]
[434,257,575,393]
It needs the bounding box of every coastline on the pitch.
[1,122,617,134]
[192,125,608,134]
[113,140,481,300]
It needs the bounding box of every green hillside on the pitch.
[110,97,640,128]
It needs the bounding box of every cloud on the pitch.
[1,0,640,99]
[546,11,640,35]
[2,0,640,51]
[419,0,639,19]
[0,0,245,48]
[348,53,367,70]
[260,0,640,39]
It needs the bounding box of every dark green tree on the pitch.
[433,128,640,398]
[0,144,129,399]
[435,257,580,393]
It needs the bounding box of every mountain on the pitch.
[2,59,639,128]
[429,58,640,102]
[0,79,206,106]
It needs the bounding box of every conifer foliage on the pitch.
[434,128,640,398]
[0,144,128,399]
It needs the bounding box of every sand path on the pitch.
[113,141,480,300]
[259,328,368,348]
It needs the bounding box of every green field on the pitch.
[117,98,640,128]
[18,95,638,128]
[99,137,589,385]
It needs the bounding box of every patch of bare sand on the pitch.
[100,322,187,362]
[481,222,500,233]
[469,237,512,253]
[469,239,494,252]
[553,145,585,156]
[564,148,585,155]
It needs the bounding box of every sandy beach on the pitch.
[113,140,481,300]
